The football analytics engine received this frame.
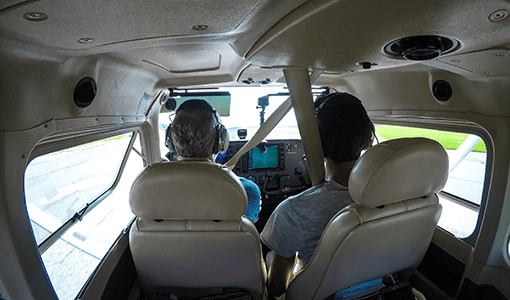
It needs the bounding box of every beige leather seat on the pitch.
[285,138,449,300]
[129,160,267,300]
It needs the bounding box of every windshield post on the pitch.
[283,69,325,186]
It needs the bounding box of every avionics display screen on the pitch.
[248,145,279,170]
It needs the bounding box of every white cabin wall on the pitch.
[469,116,510,297]
[0,38,160,132]
[317,64,510,118]
[0,120,60,299]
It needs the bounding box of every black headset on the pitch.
[165,99,229,155]
[314,92,363,114]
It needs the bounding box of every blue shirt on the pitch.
[239,177,261,223]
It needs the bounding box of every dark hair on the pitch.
[315,92,374,163]
[171,99,219,157]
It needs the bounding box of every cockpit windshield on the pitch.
[218,86,300,140]
[159,86,301,156]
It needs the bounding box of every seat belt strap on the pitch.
[225,70,323,169]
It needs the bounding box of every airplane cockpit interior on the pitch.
[1,1,510,300]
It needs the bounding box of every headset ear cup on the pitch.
[165,125,176,153]
[217,125,229,154]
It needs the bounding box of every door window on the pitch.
[375,125,487,238]
[25,132,143,299]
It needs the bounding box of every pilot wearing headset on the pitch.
[166,99,261,223]
[260,92,375,297]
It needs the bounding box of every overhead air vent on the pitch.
[384,35,459,61]
[73,77,97,108]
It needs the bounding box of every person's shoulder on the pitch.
[323,180,349,191]
[239,177,257,188]
[278,185,321,208]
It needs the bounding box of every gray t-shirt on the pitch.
[260,180,353,263]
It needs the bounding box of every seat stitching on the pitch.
[350,207,364,224]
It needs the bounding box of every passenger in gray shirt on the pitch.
[261,92,375,297]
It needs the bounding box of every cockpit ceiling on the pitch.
[246,0,510,71]
[1,0,509,85]
[0,0,267,50]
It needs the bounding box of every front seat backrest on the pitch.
[129,160,267,300]
[285,137,449,300]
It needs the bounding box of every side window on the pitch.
[375,125,487,238]
[25,132,144,300]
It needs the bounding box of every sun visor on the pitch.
[162,91,231,116]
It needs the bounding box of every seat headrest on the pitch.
[349,137,449,208]
[129,161,248,220]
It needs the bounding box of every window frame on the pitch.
[26,125,148,254]
[370,117,494,243]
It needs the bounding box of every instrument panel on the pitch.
[216,139,312,202]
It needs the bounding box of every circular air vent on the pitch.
[384,35,459,61]
[73,77,97,108]
[433,80,453,102]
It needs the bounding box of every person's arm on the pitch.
[239,177,261,223]
[267,251,297,297]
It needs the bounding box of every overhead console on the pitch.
[216,139,312,203]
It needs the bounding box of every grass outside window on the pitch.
[375,125,486,152]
